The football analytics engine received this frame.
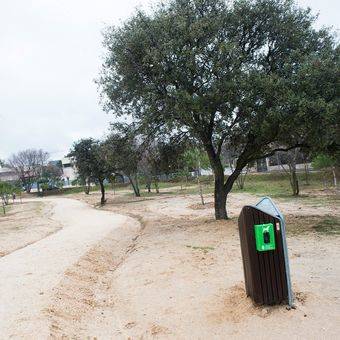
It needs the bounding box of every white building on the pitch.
[61,157,77,184]
[0,167,18,182]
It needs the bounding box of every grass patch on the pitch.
[313,216,340,235]
[49,171,335,205]
[286,215,340,236]
[186,245,215,253]
[231,172,331,198]
[0,203,12,216]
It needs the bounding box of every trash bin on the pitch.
[238,197,293,306]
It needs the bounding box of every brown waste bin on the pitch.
[238,197,293,306]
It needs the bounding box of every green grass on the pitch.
[111,171,337,202]
[313,216,340,235]
[186,245,215,253]
[0,204,11,216]
[231,172,332,198]
[150,171,331,198]
[43,170,336,203]
[286,215,340,236]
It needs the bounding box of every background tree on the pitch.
[141,142,161,193]
[0,181,21,214]
[69,139,111,204]
[312,154,338,188]
[37,163,64,195]
[182,147,210,204]
[222,148,253,190]
[98,0,338,219]
[275,149,304,196]
[104,129,141,197]
[8,149,49,192]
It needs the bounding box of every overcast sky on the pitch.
[0,0,338,161]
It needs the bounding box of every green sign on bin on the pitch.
[254,223,276,252]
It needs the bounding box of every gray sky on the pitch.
[0,0,338,161]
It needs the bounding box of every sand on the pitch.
[0,190,339,339]
[0,197,139,338]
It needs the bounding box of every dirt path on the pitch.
[69,190,340,339]
[1,191,339,339]
[0,197,139,338]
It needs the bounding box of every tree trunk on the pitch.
[332,168,337,188]
[128,175,140,197]
[154,176,159,193]
[304,162,310,185]
[197,174,205,205]
[214,178,228,219]
[203,137,247,219]
[290,168,299,196]
[204,142,229,219]
[146,182,151,193]
[99,180,106,205]
[2,201,5,215]
[84,177,90,194]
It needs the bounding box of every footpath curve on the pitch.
[0,197,138,338]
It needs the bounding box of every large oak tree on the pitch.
[98,0,338,219]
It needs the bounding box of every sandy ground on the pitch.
[0,201,61,257]
[65,189,340,339]
[0,197,139,339]
[0,189,339,339]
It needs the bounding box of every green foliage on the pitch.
[312,154,336,170]
[38,164,64,189]
[182,148,210,171]
[0,182,15,196]
[69,138,111,183]
[98,0,338,218]
[104,131,139,179]
[0,181,20,207]
[69,139,112,202]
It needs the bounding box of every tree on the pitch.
[103,130,141,197]
[312,154,338,188]
[276,149,303,196]
[69,139,111,204]
[222,148,253,190]
[98,0,338,219]
[8,149,49,192]
[37,164,64,195]
[0,181,20,214]
[182,147,210,204]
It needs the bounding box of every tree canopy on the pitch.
[98,0,339,219]
[69,139,111,204]
[8,149,49,192]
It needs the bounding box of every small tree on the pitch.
[104,131,141,197]
[37,164,64,195]
[69,139,111,204]
[183,148,210,204]
[276,149,302,196]
[312,154,338,188]
[0,181,20,214]
[8,149,49,192]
